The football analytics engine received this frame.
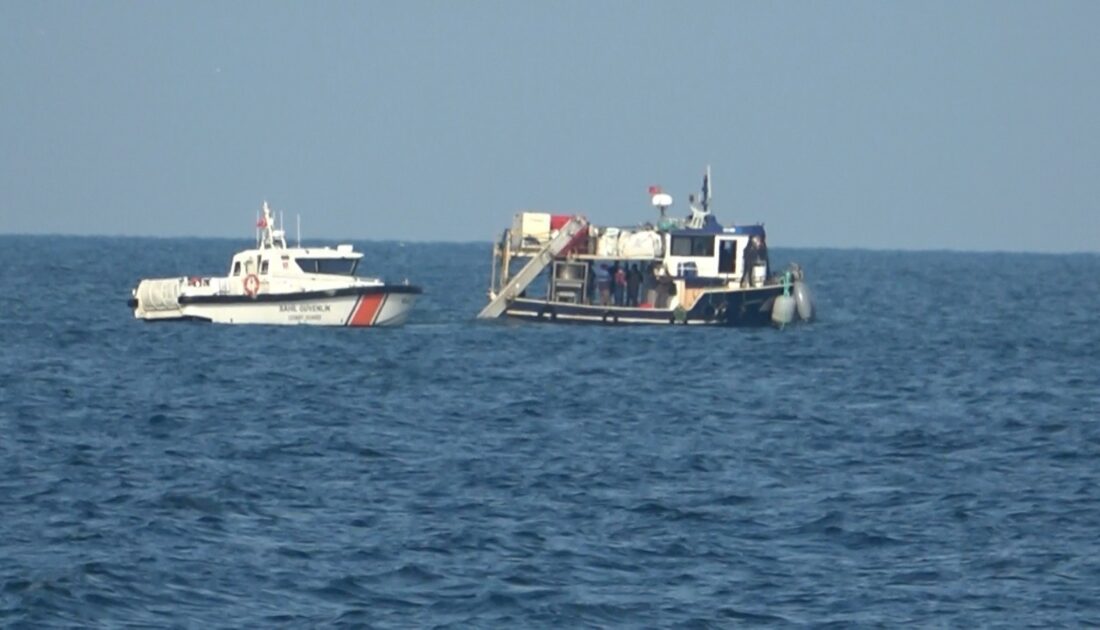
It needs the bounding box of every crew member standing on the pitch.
[742,236,759,287]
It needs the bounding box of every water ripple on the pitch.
[0,239,1098,626]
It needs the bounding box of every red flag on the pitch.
[257,217,267,228]
[648,185,662,195]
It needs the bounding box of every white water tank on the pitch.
[618,230,662,258]
[511,212,552,249]
[751,263,767,287]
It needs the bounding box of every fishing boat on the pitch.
[128,202,421,326]
[477,167,813,327]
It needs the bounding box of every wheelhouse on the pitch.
[662,224,766,281]
[228,244,362,279]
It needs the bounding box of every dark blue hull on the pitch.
[503,285,785,327]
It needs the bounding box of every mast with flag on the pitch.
[256,201,285,249]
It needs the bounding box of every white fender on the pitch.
[793,281,814,321]
[772,294,796,326]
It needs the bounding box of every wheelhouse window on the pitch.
[671,236,692,256]
[260,259,270,275]
[295,257,359,275]
[232,261,241,276]
[692,237,713,256]
[670,235,714,257]
[718,239,738,273]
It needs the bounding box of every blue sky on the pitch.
[2,1,1097,252]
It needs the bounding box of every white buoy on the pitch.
[793,281,814,321]
[772,294,796,326]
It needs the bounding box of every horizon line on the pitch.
[0,230,1096,257]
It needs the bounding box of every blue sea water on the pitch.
[1,235,1098,628]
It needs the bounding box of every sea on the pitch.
[1,235,1098,628]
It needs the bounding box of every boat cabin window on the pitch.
[677,261,698,278]
[232,261,241,276]
[718,239,738,273]
[260,259,269,275]
[670,235,715,257]
[295,257,359,276]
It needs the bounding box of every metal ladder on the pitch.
[477,215,589,319]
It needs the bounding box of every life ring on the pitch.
[243,273,260,297]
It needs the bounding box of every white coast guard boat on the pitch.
[478,167,814,327]
[128,202,421,326]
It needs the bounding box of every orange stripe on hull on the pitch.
[348,294,385,327]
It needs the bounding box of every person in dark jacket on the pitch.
[757,236,769,276]
[741,236,759,287]
[626,263,642,306]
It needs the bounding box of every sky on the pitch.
[1,1,1097,253]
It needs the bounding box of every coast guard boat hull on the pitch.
[129,283,419,327]
[129,202,422,327]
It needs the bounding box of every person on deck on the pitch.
[742,236,759,287]
[594,263,611,306]
[611,262,625,306]
[757,235,769,277]
[626,263,642,306]
[587,264,597,304]
[643,262,659,305]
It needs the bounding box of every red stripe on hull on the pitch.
[348,294,385,327]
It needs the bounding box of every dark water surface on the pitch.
[1,236,1098,627]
